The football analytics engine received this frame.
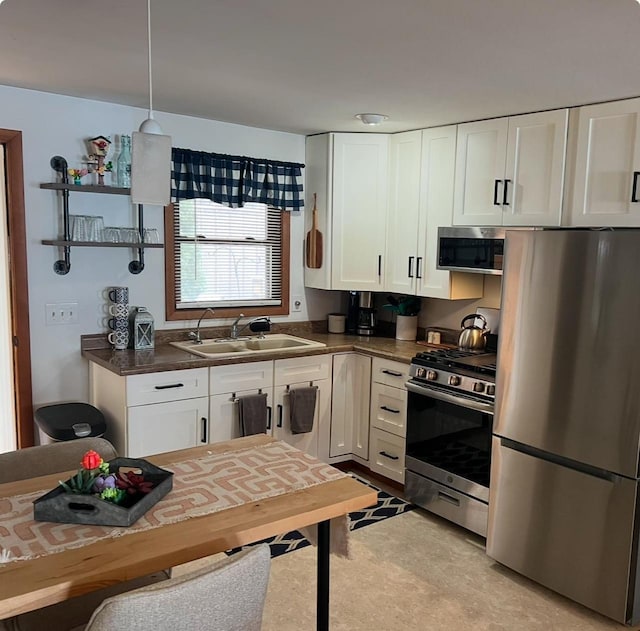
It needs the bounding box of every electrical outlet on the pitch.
[291,296,303,313]
[45,301,79,325]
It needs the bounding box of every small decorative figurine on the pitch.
[68,168,89,185]
[86,135,113,185]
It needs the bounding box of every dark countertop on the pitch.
[82,332,428,377]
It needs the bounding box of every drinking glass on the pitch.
[103,227,121,243]
[71,215,89,241]
[86,216,105,242]
[143,228,160,244]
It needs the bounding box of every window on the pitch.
[165,199,290,320]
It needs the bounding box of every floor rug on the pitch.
[226,474,414,559]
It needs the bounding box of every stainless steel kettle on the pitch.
[458,313,489,351]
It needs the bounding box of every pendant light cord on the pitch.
[146,0,153,117]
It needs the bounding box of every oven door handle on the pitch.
[405,380,494,415]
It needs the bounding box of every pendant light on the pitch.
[131,0,171,206]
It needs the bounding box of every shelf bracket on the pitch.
[50,155,71,275]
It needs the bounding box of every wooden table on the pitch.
[0,435,377,630]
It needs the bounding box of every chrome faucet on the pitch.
[229,313,245,339]
[188,308,215,344]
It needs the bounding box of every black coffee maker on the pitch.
[346,291,360,334]
[356,291,376,336]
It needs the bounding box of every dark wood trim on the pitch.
[40,183,130,195]
[1,129,33,448]
[164,204,291,321]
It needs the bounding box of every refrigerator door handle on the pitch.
[499,437,620,483]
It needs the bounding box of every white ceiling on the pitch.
[2,0,640,135]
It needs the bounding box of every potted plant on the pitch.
[384,295,422,341]
[33,449,173,527]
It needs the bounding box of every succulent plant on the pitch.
[116,471,155,495]
[59,469,98,495]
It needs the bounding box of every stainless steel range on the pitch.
[405,347,496,537]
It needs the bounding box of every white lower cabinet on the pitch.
[209,388,274,444]
[209,361,274,443]
[369,428,405,484]
[330,353,372,460]
[273,380,330,461]
[273,350,332,461]
[90,364,210,457]
[368,357,409,484]
[128,397,209,458]
[370,382,407,438]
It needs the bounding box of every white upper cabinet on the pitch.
[332,134,389,290]
[384,128,483,300]
[385,131,423,294]
[568,98,640,226]
[453,110,567,226]
[453,118,509,226]
[416,126,484,299]
[304,133,388,291]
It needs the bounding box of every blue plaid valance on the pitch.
[171,148,304,211]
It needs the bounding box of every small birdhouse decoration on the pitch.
[131,307,155,350]
[86,136,113,185]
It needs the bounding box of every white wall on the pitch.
[0,85,340,410]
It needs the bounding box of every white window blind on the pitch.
[173,199,282,309]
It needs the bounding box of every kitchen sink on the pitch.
[171,334,326,359]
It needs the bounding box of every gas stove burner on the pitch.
[413,349,497,377]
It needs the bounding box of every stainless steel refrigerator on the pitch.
[487,228,640,625]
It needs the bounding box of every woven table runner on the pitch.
[0,441,346,564]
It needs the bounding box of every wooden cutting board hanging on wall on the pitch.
[305,192,323,269]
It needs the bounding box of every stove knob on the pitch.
[416,367,426,378]
[473,382,485,393]
[426,370,438,381]
[448,375,461,386]
[486,385,496,396]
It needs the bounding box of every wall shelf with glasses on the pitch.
[40,155,163,276]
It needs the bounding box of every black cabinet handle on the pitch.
[266,405,272,430]
[200,417,207,443]
[379,450,399,461]
[503,179,511,206]
[154,383,184,390]
[382,369,402,377]
[377,254,382,276]
[632,172,640,202]
[493,179,502,206]
[416,257,423,279]
[408,256,414,278]
[380,405,400,414]
[277,404,283,428]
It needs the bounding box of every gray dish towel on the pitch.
[289,386,317,434]
[238,392,268,436]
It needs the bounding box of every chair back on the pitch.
[0,437,117,484]
[85,544,271,631]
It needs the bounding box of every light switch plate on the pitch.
[46,301,79,325]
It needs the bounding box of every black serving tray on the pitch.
[33,457,173,527]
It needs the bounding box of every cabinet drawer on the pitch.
[369,427,405,484]
[370,382,407,437]
[371,357,410,387]
[210,361,273,395]
[126,368,208,407]
[274,354,331,386]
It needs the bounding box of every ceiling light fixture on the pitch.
[130,0,171,206]
[355,113,389,126]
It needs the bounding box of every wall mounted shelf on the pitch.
[41,155,162,275]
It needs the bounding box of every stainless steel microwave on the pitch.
[437,227,506,275]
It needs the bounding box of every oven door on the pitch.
[405,380,494,503]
